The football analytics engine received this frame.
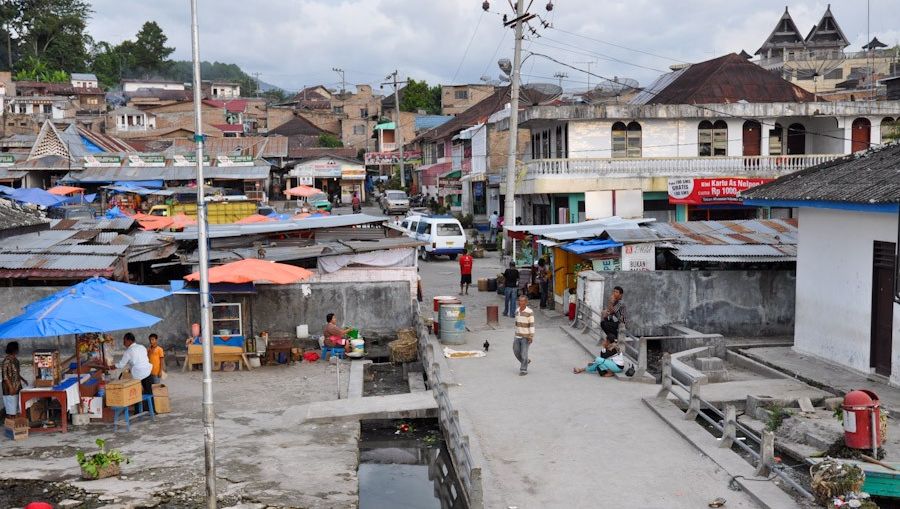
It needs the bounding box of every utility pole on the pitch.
[332,67,346,94]
[503,0,525,239]
[383,70,407,189]
[189,0,217,507]
[576,60,596,89]
[253,72,261,97]
[553,71,568,88]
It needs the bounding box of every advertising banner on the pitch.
[668,177,773,205]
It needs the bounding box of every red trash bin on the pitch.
[842,389,882,450]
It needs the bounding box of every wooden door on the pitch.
[742,121,761,156]
[871,241,896,377]
[786,123,806,155]
[852,118,871,153]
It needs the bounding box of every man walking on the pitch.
[600,286,627,341]
[513,295,535,376]
[503,261,519,317]
[536,258,550,309]
[458,248,474,295]
[488,210,499,243]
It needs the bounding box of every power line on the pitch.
[451,10,485,84]
[549,26,691,65]
[528,35,670,73]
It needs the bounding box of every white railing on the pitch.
[381,142,397,151]
[524,154,842,179]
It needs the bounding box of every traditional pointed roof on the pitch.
[862,37,888,50]
[804,4,849,50]
[738,50,753,60]
[28,121,71,161]
[756,7,806,56]
[633,53,818,105]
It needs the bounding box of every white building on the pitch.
[500,53,900,224]
[71,73,99,89]
[107,106,156,132]
[5,96,72,120]
[743,144,900,384]
[207,81,241,99]
[122,79,186,93]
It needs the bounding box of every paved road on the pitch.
[419,251,762,509]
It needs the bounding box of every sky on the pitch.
[85,0,900,93]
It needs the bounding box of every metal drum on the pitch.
[439,304,466,345]
[433,296,460,337]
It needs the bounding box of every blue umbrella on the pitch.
[0,291,161,339]
[26,276,171,311]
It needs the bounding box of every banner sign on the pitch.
[621,243,655,271]
[173,154,210,166]
[0,154,14,167]
[364,150,422,165]
[127,154,165,167]
[668,177,773,205]
[217,155,255,167]
[83,155,121,167]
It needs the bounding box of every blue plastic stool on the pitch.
[320,346,345,360]
[140,394,156,419]
[112,396,155,432]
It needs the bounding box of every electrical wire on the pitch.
[548,25,692,65]
[526,35,670,74]
[451,10,485,84]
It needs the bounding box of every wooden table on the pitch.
[264,339,294,365]
[19,388,68,433]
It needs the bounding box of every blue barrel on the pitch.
[439,304,466,345]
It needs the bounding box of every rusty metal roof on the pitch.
[419,87,511,142]
[649,219,797,245]
[633,53,818,105]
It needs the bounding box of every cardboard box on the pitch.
[80,396,103,419]
[151,383,168,398]
[105,379,142,407]
[153,396,171,414]
[4,416,28,441]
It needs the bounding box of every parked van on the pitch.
[400,214,466,260]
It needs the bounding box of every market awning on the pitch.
[62,165,270,183]
[561,239,623,255]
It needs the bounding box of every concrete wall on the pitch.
[794,208,900,383]
[581,270,796,337]
[0,278,416,355]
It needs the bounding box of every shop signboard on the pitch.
[0,154,14,166]
[592,258,621,272]
[173,154,210,166]
[83,155,121,167]
[668,177,773,205]
[621,243,655,271]
[217,155,254,167]
[364,150,422,165]
[340,165,366,180]
[127,154,166,167]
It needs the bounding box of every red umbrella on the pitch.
[285,185,321,198]
[185,259,313,284]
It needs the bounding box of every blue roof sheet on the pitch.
[561,239,623,255]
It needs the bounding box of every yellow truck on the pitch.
[148,200,257,224]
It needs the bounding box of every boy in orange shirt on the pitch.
[147,333,165,384]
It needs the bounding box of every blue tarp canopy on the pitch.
[57,193,97,205]
[114,180,164,189]
[105,206,128,219]
[2,188,64,207]
[105,185,154,195]
[561,239,623,255]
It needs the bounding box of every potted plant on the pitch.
[76,438,129,480]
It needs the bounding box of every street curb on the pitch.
[642,397,804,509]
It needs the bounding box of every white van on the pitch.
[399,214,466,260]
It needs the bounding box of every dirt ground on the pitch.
[0,359,358,509]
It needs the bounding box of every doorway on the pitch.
[786,123,806,155]
[742,120,761,156]
[852,118,871,153]
[870,241,896,377]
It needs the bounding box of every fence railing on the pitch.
[416,313,484,508]
[657,352,814,500]
[573,297,647,378]
[523,154,842,180]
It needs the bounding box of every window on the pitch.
[400,220,409,230]
[360,107,368,118]
[612,121,642,158]
[42,104,51,114]
[555,125,564,157]
[769,123,783,155]
[352,124,366,135]
[408,221,418,233]
[454,90,469,100]
[437,223,463,236]
[211,302,242,336]
[333,105,344,114]
[17,104,26,114]
[541,130,550,158]
[883,118,899,142]
[824,68,843,80]
[416,221,429,234]
[698,120,727,156]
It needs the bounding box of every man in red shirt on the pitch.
[458,248,474,295]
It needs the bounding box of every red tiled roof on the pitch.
[269,116,330,137]
[203,99,248,113]
[211,124,244,133]
[287,147,359,160]
[419,86,511,142]
[642,53,818,105]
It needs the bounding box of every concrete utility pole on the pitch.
[253,72,261,97]
[503,0,525,238]
[189,0,217,507]
[553,71,568,88]
[385,70,406,189]
[576,61,596,90]
[333,67,346,94]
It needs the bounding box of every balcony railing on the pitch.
[523,154,843,179]
[381,142,397,151]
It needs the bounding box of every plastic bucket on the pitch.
[439,304,466,345]
[295,324,309,339]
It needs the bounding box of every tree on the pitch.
[90,41,123,89]
[14,0,92,71]
[14,56,68,82]
[399,78,441,114]
[130,21,173,75]
[318,133,343,148]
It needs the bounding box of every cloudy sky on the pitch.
[86,0,900,93]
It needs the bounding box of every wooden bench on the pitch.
[182,345,252,372]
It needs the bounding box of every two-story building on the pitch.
[441,84,496,116]
[286,84,382,151]
[499,52,900,225]
[71,73,99,89]
[202,81,241,99]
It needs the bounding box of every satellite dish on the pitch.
[519,83,563,105]
[583,76,639,104]
[498,58,512,76]
[782,49,845,83]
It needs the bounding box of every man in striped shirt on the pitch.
[513,295,535,376]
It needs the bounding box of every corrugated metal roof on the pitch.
[674,255,796,263]
[604,228,666,243]
[5,244,127,255]
[68,218,135,231]
[648,219,797,245]
[129,242,177,263]
[3,230,78,249]
[672,244,796,257]
[95,232,120,244]
[505,216,653,235]
[742,143,900,205]
[187,237,424,264]
[173,214,388,240]
[63,165,270,183]
[0,253,119,270]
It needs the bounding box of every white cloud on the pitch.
[84,0,900,92]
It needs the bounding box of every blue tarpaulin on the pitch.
[561,239,623,255]
[57,193,97,205]
[113,180,164,189]
[106,185,154,195]
[105,206,128,219]
[5,188,64,207]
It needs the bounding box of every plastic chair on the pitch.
[320,346,345,360]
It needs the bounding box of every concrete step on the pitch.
[288,392,438,424]
[558,325,655,384]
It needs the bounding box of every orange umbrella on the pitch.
[285,185,321,198]
[185,259,314,284]
[169,213,197,229]
[48,185,85,196]
[235,214,275,224]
